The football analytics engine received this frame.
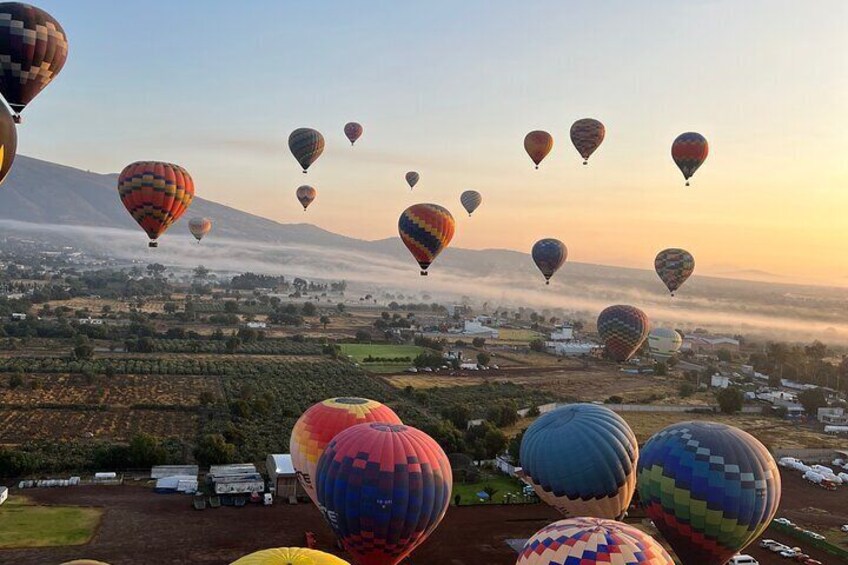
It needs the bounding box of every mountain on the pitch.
[2,155,848,344]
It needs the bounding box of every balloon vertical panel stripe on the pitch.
[671,132,708,181]
[398,203,455,273]
[597,305,650,362]
[117,161,195,242]
[289,128,325,172]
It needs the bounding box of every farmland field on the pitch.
[0,496,102,549]
[339,344,426,373]
[453,474,526,505]
[491,328,543,345]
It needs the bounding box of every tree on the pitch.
[320,315,330,329]
[716,349,732,362]
[768,373,782,388]
[127,433,167,468]
[472,337,486,348]
[529,339,545,352]
[302,302,317,317]
[73,342,95,360]
[477,352,491,366]
[163,302,178,315]
[654,361,668,376]
[797,388,827,416]
[442,404,471,429]
[146,263,166,278]
[223,301,239,314]
[717,387,744,414]
[805,340,827,361]
[8,371,23,389]
[336,303,346,313]
[355,330,371,342]
[678,382,695,398]
[225,335,242,354]
[193,265,210,280]
[194,434,236,466]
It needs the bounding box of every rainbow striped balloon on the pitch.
[517,517,674,565]
[637,422,781,565]
[289,398,401,507]
[398,203,455,276]
[671,132,708,185]
[117,161,195,247]
[655,248,695,296]
[597,305,650,362]
[316,423,451,565]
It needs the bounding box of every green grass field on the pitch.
[452,474,526,505]
[493,328,543,344]
[339,344,427,373]
[0,496,102,549]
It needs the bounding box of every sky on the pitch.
[16,0,848,285]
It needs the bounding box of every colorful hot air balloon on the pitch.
[344,122,363,146]
[637,422,781,565]
[398,203,455,276]
[0,2,68,121]
[315,423,451,565]
[290,397,402,507]
[531,238,567,285]
[520,404,638,519]
[296,185,317,211]
[597,305,650,362]
[60,561,111,565]
[405,171,419,190]
[117,161,195,248]
[654,248,695,296]
[459,190,482,216]
[524,130,553,169]
[289,128,325,173]
[516,518,675,565]
[570,118,605,165]
[188,217,212,243]
[0,101,17,185]
[672,132,708,186]
[647,328,682,360]
[230,548,350,565]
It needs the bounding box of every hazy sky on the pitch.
[18,1,848,285]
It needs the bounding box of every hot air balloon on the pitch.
[531,238,567,285]
[597,305,650,362]
[570,118,605,165]
[315,423,451,565]
[296,185,317,211]
[654,248,694,296]
[516,518,675,565]
[60,561,111,565]
[647,328,682,360]
[519,404,638,519]
[289,128,325,173]
[459,190,482,216]
[290,397,402,507]
[524,130,553,169]
[0,101,17,185]
[398,203,455,276]
[672,132,708,186]
[188,217,212,243]
[637,422,781,565]
[405,171,419,190]
[231,548,350,565]
[117,161,195,248]
[344,122,363,146]
[0,2,68,121]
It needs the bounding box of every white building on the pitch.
[462,320,499,339]
[78,317,104,325]
[711,374,730,389]
[10,313,26,321]
[545,341,597,357]
[246,321,267,329]
[549,325,574,341]
[266,454,301,502]
[818,407,848,425]
[0,486,7,505]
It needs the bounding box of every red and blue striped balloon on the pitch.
[315,423,451,565]
[398,204,455,276]
[671,132,708,186]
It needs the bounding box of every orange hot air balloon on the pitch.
[398,203,455,276]
[524,130,553,169]
[296,185,317,211]
[117,161,195,247]
[188,217,212,242]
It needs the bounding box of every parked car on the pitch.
[728,555,759,565]
[759,539,778,549]
[774,517,794,527]
[769,543,790,553]
[778,548,800,558]
[841,524,848,533]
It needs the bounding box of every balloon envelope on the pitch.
[520,404,638,519]
[230,548,350,565]
[531,238,567,284]
[398,203,455,275]
[117,161,195,247]
[290,397,401,507]
[296,185,317,211]
[188,217,212,242]
[637,421,781,565]
[597,305,650,362]
[316,423,451,565]
[344,122,363,145]
[516,517,675,565]
[0,2,68,114]
[405,171,419,189]
[647,328,682,360]
[570,118,605,164]
[671,132,708,185]
[0,102,17,185]
[289,128,325,172]
[655,248,694,295]
[524,130,553,168]
[459,190,482,216]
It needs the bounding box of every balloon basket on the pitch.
[420,271,428,276]
[149,241,158,248]
[12,114,21,124]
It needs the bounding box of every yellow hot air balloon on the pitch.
[230,547,350,565]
